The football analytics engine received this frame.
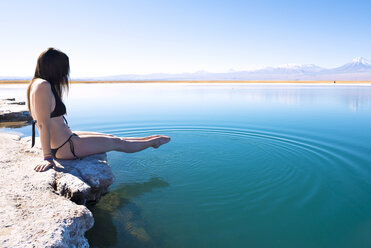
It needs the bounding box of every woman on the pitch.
[28,47,171,172]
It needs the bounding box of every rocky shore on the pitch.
[0,104,115,247]
[0,98,32,128]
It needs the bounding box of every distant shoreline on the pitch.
[1,80,371,84]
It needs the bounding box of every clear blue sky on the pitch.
[0,0,370,77]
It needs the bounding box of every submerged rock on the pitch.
[0,133,115,247]
[86,177,170,247]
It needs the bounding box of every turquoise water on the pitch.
[2,83,371,248]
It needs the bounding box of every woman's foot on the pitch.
[151,135,171,148]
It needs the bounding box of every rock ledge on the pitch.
[0,133,115,248]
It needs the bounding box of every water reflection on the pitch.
[1,83,371,117]
[230,85,371,111]
[85,177,170,248]
[347,93,371,112]
[66,83,371,114]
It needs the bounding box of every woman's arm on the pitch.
[33,81,53,156]
[32,81,56,172]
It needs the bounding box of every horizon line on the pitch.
[1,80,371,85]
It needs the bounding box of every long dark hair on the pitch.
[27,47,70,114]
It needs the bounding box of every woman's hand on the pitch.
[34,159,57,172]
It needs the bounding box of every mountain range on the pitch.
[85,57,371,81]
[2,57,371,81]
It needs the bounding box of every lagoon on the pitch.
[1,83,371,248]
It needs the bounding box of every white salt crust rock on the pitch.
[0,98,32,123]
[0,133,115,248]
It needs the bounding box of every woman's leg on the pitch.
[56,134,170,159]
[74,131,160,140]
[74,131,115,137]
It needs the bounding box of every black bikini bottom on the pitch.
[51,133,80,160]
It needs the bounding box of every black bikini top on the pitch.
[50,86,66,118]
[31,86,69,148]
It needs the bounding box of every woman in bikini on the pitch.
[28,47,171,172]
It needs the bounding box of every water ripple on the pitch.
[102,124,370,212]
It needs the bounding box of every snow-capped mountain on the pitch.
[329,57,371,73]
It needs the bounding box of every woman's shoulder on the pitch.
[31,78,51,89]
[30,78,52,94]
